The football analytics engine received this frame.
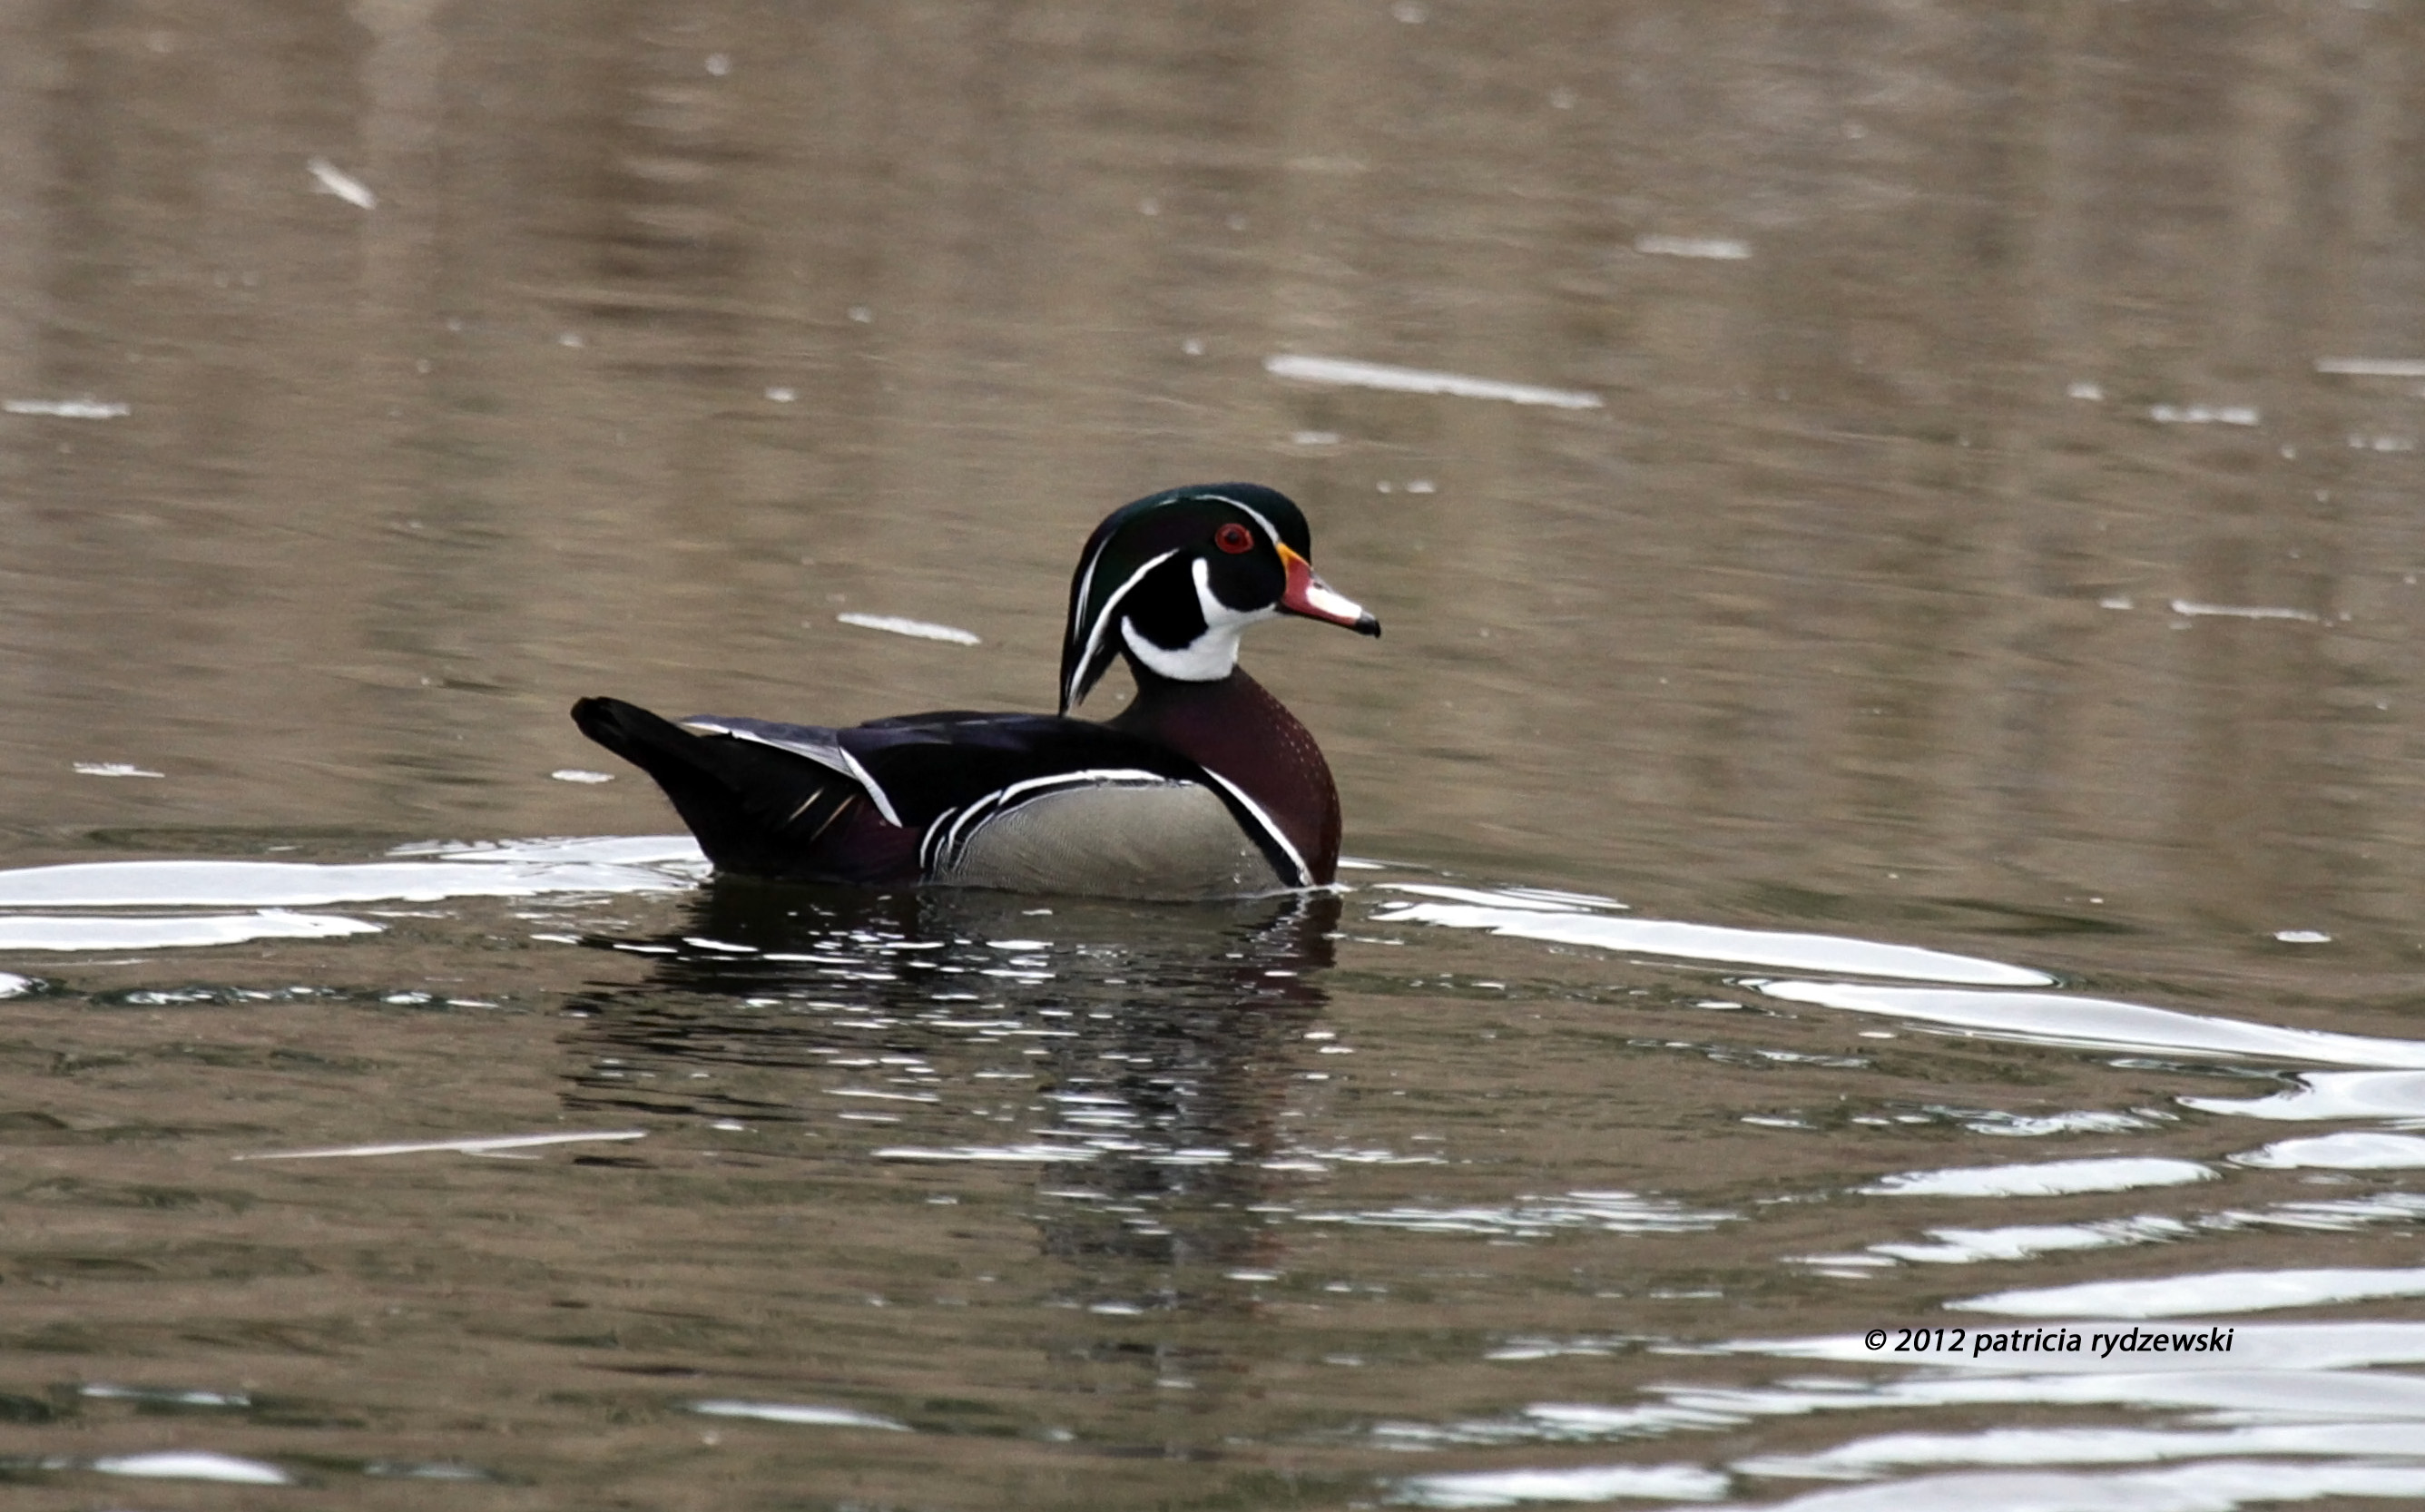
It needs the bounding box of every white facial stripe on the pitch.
[1120,557,1276,682]
[1123,616,1240,682]
[1195,555,1278,630]
[1067,547,1181,709]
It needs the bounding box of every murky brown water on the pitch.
[9,4,2425,1508]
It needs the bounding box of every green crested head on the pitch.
[1058,484,1376,713]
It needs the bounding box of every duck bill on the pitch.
[1277,545,1381,637]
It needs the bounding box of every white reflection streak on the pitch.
[1718,1463,2425,1511]
[874,1144,1102,1163]
[1860,1158,2214,1199]
[5,398,130,418]
[0,836,702,954]
[835,612,981,644]
[0,909,381,951]
[1389,1460,1729,1507]
[397,835,704,866]
[1635,233,1752,260]
[1264,355,1604,410]
[2233,1131,2425,1168]
[1376,897,2050,987]
[1738,1420,2425,1478]
[2184,1070,2425,1121]
[2169,599,2319,623]
[1381,883,1617,911]
[0,855,693,908]
[1298,1191,1733,1238]
[306,155,377,208]
[692,1399,909,1431]
[1955,1267,2425,1320]
[1756,982,2425,1068]
[73,761,163,777]
[92,1450,292,1484]
[83,1383,249,1408]
[237,1130,645,1161]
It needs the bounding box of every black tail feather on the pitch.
[572,696,869,878]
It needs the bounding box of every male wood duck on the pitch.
[572,484,1379,899]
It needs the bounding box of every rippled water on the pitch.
[15,847,2425,1510]
[10,4,2425,1508]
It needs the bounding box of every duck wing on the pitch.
[833,712,1301,891]
[575,699,1301,891]
[572,697,912,881]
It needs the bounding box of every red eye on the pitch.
[1214,522,1254,554]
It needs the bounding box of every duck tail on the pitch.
[570,696,870,878]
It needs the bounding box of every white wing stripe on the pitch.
[919,805,964,870]
[681,720,907,830]
[833,746,903,828]
[926,769,1179,872]
[680,720,848,771]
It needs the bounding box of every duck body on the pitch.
[573,484,1376,899]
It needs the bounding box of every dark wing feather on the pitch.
[835,711,1206,830]
[572,697,907,880]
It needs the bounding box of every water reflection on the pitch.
[1379,1322,2425,1509]
[564,881,1339,1284]
[2235,1132,2425,1171]
[2185,1071,2425,1124]
[1758,981,2425,1069]
[12,0,2425,1501]
[11,841,2425,1503]
[1373,885,2056,987]
[0,836,701,951]
[1860,1157,2214,1200]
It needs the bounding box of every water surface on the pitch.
[6,4,2425,1507]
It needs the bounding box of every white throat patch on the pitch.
[1120,556,1275,682]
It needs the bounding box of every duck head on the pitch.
[1059,484,1380,713]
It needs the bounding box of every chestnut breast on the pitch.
[1111,671,1342,885]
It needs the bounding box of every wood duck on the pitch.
[572,484,1379,899]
